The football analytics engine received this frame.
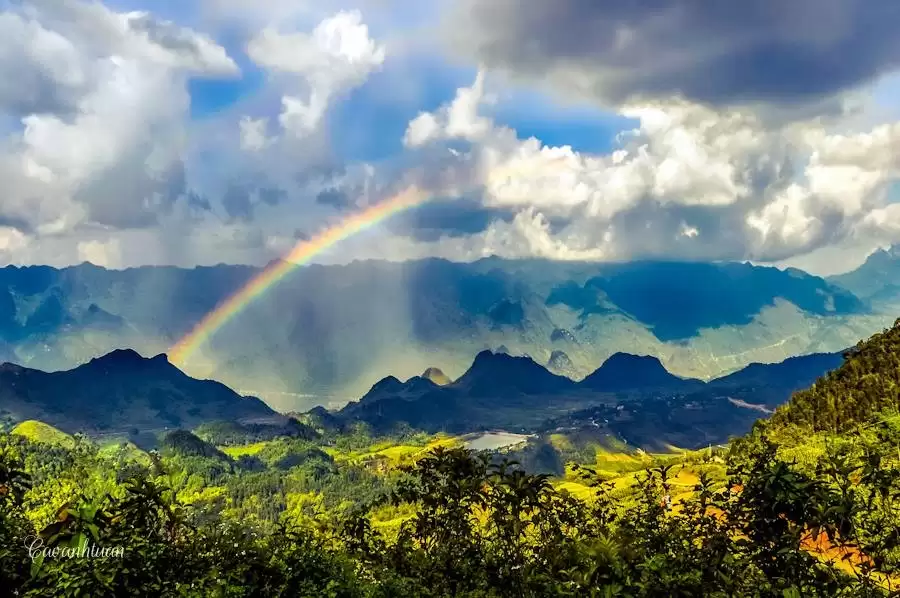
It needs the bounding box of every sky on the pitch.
[0,0,899,276]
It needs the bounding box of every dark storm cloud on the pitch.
[222,184,253,222]
[186,191,211,212]
[316,188,353,210]
[222,182,288,222]
[388,196,515,242]
[79,158,195,228]
[0,215,34,234]
[259,187,286,206]
[448,0,900,108]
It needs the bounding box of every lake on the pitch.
[465,432,531,451]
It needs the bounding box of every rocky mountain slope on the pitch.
[0,257,891,409]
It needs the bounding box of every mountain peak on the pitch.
[605,352,666,369]
[367,375,404,394]
[357,374,440,405]
[90,348,146,364]
[581,352,702,392]
[421,367,451,386]
[469,349,534,370]
[880,244,900,258]
[456,349,574,395]
[81,349,179,376]
[0,351,274,434]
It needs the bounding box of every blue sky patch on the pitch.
[491,89,637,155]
[326,58,474,162]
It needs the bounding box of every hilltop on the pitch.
[580,352,704,392]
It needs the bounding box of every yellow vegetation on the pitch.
[11,420,75,448]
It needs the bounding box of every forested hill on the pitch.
[768,318,900,433]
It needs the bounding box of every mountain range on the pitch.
[0,349,276,436]
[0,344,849,450]
[829,245,900,307]
[334,347,849,447]
[0,251,896,410]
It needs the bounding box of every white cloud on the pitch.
[247,10,385,137]
[0,11,87,116]
[392,73,900,268]
[77,238,122,267]
[0,0,898,276]
[404,70,492,146]
[23,1,239,77]
[0,227,27,255]
[239,116,271,151]
[0,0,245,263]
[403,112,440,147]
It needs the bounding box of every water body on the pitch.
[465,432,531,451]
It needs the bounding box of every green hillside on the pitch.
[10,420,74,448]
[768,318,900,433]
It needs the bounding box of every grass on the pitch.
[98,440,151,464]
[330,435,464,468]
[11,420,75,448]
[555,480,600,502]
[220,442,270,458]
[548,434,574,451]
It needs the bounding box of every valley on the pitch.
[4,317,900,595]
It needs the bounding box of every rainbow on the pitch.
[168,153,573,366]
[168,185,430,366]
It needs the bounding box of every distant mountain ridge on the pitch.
[710,352,846,392]
[580,353,704,392]
[0,348,276,434]
[0,257,890,408]
[335,346,849,445]
[0,340,854,449]
[829,245,900,306]
[453,350,576,396]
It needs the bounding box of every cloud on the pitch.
[0,1,396,267]
[246,10,386,137]
[388,196,516,242]
[316,188,353,210]
[1,0,898,276]
[77,238,122,268]
[0,11,87,117]
[0,0,241,259]
[446,0,900,110]
[238,116,271,151]
[23,0,239,76]
[220,179,290,222]
[392,72,900,267]
[404,71,493,146]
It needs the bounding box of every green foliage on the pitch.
[7,314,900,596]
[194,419,319,446]
[2,426,900,596]
[11,420,76,448]
[161,430,231,462]
[770,318,900,434]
